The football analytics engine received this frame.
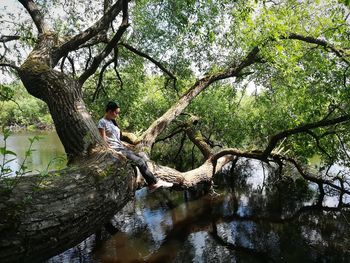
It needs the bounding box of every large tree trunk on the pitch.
[18,36,104,162]
[0,32,255,262]
[0,35,137,262]
[0,152,135,263]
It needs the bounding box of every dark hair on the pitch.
[105,101,120,127]
[105,101,120,112]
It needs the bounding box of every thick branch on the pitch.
[120,43,177,81]
[183,117,214,159]
[279,154,350,195]
[0,151,135,263]
[137,47,260,151]
[207,147,350,196]
[138,33,348,151]
[53,0,124,64]
[78,0,129,86]
[262,114,350,158]
[18,0,49,34]
[0,35,21,43]
[287,33,350,65]
[211,148,265,163]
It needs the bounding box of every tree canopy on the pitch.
[0,0,349,190]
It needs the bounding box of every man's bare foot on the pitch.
[148,179,173,192]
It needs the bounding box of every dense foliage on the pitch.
[1,0,349,171]
[0,83,52,130]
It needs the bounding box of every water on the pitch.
[0,131,66,176]
[47,159,350,263]
[1,133,349,262]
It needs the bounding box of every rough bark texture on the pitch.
[0,152,135,263]
[18,35,105,162]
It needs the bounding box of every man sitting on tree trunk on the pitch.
[98,101,173,192]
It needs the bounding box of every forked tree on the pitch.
[0,0,349,262]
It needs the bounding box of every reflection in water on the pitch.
[48,159,350,263]
[0,131,66,175]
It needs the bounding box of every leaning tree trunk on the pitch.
[0,35,138,262]
[0,152,135,263]
[18,36,104,162]
[0,34,256,262]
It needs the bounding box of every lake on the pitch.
[1,132,349,262]
[0,131,66,176]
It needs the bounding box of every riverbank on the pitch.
[4,122,55,133]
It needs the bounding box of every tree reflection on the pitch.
[144,159,350,262]
[49,159,350,262]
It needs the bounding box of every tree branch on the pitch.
[174,133,187,161]
[0,35,21,43]
[305,130,333,160]
[207,146,350,196]
[120,42,177,81]
[84,47,93,71]
[67,56,76,77]
[77,35,109,50]
[78,0,129,86]
[335,133,350,161]
[210,148,265,164]
[53,0,124,64]
[262,114,350,158]
[137,46,260,151]
[183,117,214,159]
[279,154,350,195]
[286,33,350,65]
[155,127,184,143]
[18,0,49,34]
[60,56,76,77]
[114,65,123,89]
[92,58,114,102]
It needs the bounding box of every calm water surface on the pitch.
[47,159,350,263]
[2,133,349,262]
[0,131,66,175]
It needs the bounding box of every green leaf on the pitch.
[28,136,41,144]
[25,149,36,157]
[0,147,16,156]
[4,158,17,165]
[339,0,350,6]
[5,150,16,156]
[2,127,11,140]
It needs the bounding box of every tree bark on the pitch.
[18,36,105,162]
[0,152,135,263]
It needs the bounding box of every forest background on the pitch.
[1,0,349,172]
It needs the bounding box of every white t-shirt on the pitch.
[98,118,124,150]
